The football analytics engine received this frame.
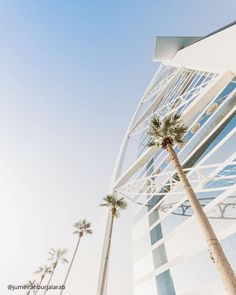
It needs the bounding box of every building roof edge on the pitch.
[153,20,236,62]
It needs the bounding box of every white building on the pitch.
[99,22,236,295]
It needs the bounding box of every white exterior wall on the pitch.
[98,23,236,295]
[129,24,236,295]
[171,24,236,73]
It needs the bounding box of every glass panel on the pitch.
[150,223,163,245]
[183,81,236,146]
[160,190,224,237]
[152,243,168,268]
[196,113,236,165]
[155,270,176,295]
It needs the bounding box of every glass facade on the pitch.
[129,64,236,295]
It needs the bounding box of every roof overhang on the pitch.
[153,36,202,62]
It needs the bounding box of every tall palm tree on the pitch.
[43,248,68,295]
[99,195,127,295]
[34,265,51,294]
[147,114,236,295]
[60,219,92,295]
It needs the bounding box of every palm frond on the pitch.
[34,266,43,274]
[147,114,187,149]
[47,247,68,267]
[73,219,92,236]
[116,198,127,210]
[147,140,155,147]
[100,194,127,218]
[48,248,55,256]
[147,116,163,142]
[58,248,67,257]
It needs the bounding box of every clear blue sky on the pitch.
[0,1,236,295]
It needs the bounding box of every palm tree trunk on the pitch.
[99,212,115,295]
[35,276,44,295]
[166,143,236,295]
[26,282,36,295]
[60,237,82,295]
[43,267,56,295]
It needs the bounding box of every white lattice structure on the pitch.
[97,22,236,295]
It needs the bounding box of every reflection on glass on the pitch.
[155,270,176,295]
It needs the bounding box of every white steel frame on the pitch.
[97,59,236,295]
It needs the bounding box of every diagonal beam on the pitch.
[113,146,158,189]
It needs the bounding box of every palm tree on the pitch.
[99,195,127,295]
[25,280,36,295]
[43,248,68,295]
[147,114,236,295]
[34,265,51,294]
[60,219,92,295]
